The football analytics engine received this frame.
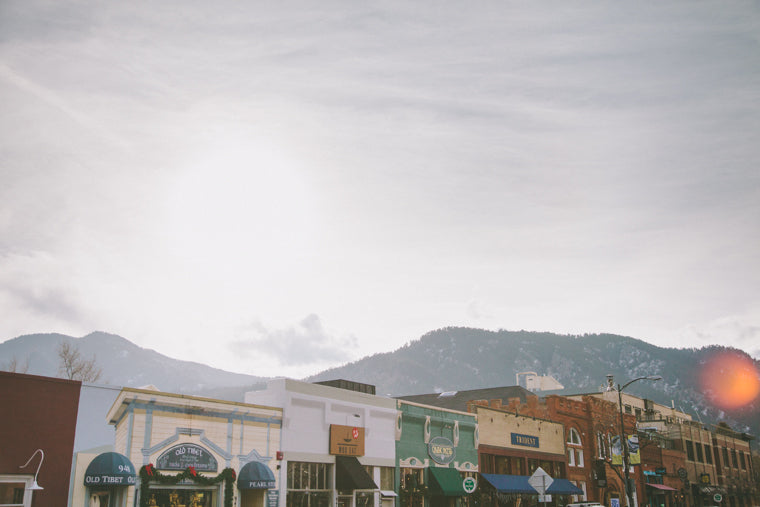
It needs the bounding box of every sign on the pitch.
[539,495,552,503]
[330,425,365,456]
[84,474,136,486]
[714,493,723,503]
[511,433,539,448]
[699,473,710,485]
[677,468,687,479]
[157,444,218,472]
[655,467,667,475]
[610,498,621,507]
[528,467,554,495]
[428,436,456,465]
[628,435,641,465]
[463,476,477,494]
[611,436,623,465]
[267,490,280,507]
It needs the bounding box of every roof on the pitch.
[397,385,537,412]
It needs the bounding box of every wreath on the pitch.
[139,464,237,507]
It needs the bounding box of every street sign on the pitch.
[528,467,554,495]
[539,495,553,503]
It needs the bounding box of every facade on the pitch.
[72,386,283,507]
[395,400,478,507]
[244,378,398,507]
[0,371,81,507]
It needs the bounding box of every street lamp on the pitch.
[606,374,662,507]
[19,449,44,491]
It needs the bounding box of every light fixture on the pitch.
[19,449,44,491]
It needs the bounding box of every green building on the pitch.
[395,399,479,507]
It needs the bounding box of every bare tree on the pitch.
[57,341,103,382]
[3,356,29,373]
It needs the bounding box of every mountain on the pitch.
[2,328,757,439]
[0,331,267,393]
[305,327,760,436]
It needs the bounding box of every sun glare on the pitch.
[699,351,760,410]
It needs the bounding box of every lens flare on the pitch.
[699,352,760,410]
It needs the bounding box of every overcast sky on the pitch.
[1,0,759,379]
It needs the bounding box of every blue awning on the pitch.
[238,461,276,489]
[84,452,136,487]
[547,479,584,495]
[481,474,536,494]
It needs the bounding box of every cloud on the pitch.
[231,314,358,367]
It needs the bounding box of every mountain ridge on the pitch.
[1,327,757,438]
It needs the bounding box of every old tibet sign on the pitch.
[156,443,218,471]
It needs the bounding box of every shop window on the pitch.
[287,462,332,507]
[379,467,394,491]
[400,468,424,507]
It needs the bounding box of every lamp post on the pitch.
[19,449,45,491]
[607,375,662,507]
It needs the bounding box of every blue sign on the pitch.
[511,433,539,448]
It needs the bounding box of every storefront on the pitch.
[474,404,581,507]
[71,386,282,507]
[245,378,398,507]
[396,400,479,507]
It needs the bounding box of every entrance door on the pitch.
[337,494,353,507]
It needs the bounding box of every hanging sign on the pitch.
[428,436,456,465]
[156,444,218,472]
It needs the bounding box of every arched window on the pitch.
[568,428,582,445]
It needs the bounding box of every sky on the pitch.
[1,0,759,379]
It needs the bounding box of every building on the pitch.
[245,378,398,507]
[395,399,478,507]
[0,371,81,507]
[74,385,283,507]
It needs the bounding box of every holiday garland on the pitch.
[138,464,236,507]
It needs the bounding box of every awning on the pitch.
[335,456,378,490]
[647,484,677,491]
[84,452,136,487]
[238,461,276,490]
[380,491,398,497]
[481,474,536,494]
[547,479,584,495]
[428,467,467,496]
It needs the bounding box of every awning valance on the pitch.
[335,456,378,491]
[481,474,536,494]
[84,452,137,487]
[647,484,677,491]
[238,461,276,490]
[547,479,584,495]
[428,467,467,496]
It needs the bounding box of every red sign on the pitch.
[352,427,359,439]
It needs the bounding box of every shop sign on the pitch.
[157,444,218,471]
[699,473,710,485]
[511,433,539,448]
[463,477,477,494]
[85,474,136,486]
[329,425,365,456]
[713,493,723,503]
[267,490,280,507]
[655,467,667,475]
[428,436,456,465]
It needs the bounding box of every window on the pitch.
[696,443,704,463]
[568,449,576,467]
[0,476,35,507]
[722,447,730,467]
[731,449,738,468]
[705,445,713,464]
[568,428,582,445]
[287,462,332,507]
[625,405,632,414]
[685,441,694,461]
[740,452,746,470]
[577,449,584,467]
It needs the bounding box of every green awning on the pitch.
[238,461,276,490]
[335,456,378,490]
[84,452,136,487]
[428,467,467,496]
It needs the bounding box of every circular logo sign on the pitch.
[352,427,360,439]
[677,468,687,479]
[714,494,723,503]
[463,477,477,494]
[428,436,456,465]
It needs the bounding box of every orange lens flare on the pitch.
[699,352,760,410]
